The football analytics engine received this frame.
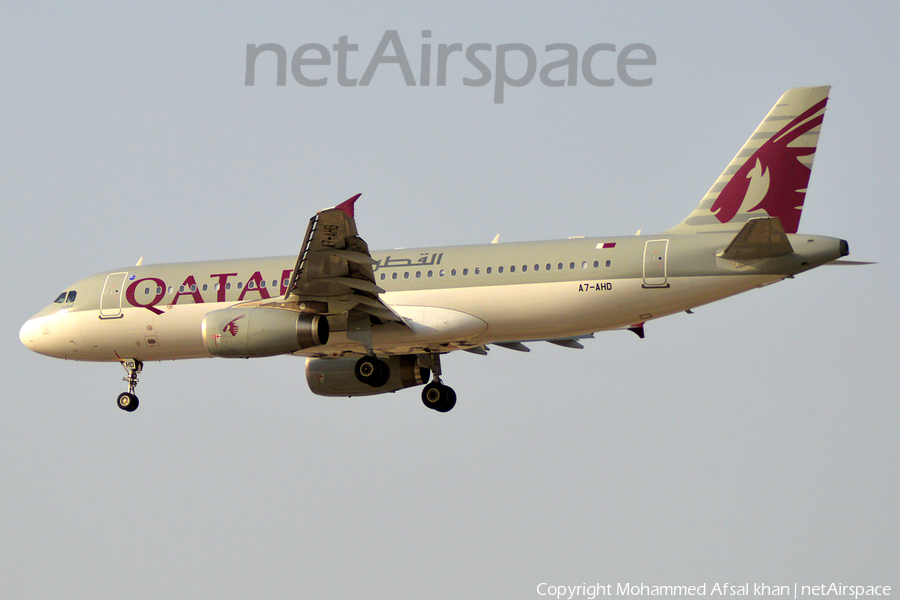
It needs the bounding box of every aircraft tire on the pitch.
[421,382,456,412]
[117,392,139,412]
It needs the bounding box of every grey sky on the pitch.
[2,2,897,598]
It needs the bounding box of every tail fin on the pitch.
[668,86,830,234]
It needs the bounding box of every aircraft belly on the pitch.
[375,274,780,347]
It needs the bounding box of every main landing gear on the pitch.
[352,353,457,412]
[420,353,456,413]
[116,358,142,412]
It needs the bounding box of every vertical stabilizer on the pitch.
[668,86,830,234]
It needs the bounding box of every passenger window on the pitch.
[440,269,445,277]
[168,286,174,294]
[404,272,410,279]
[283,278,289,287]
[593,260,599,268]
[248,281,255,289]
[534,264,539,271]
[66,291,77,303]
[225,283,231,290]
[451,269,457,276]
[462,268,468,276]
[190,284,197,292]
[581,261,587,269]
[144,288,151,295]
[606,260,611,267]
[237,282,243,289]
[510,266,516,273]
[202,284,208,292]
[260,280,266,288]
[498,266,504,273]
[427,270,433,277]
[558,263,563,270]
[156,286,163,294]
[569,262,575,269]
[380,273,386,280]
[486,267,492,274]
[416,271,421,278]
[474,267,480,275]
[522,265,527,272]
[546,263,551,271]
[392,272,398,280]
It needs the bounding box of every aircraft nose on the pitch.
[19,317,41,352]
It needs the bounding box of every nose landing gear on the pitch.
[117,358,142,412]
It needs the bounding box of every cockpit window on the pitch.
[54,291,77,304]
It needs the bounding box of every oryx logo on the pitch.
[223,315,246,337]
[710,97,827,234]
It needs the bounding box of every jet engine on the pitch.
[306,355,429,397]
[202,307,328,358]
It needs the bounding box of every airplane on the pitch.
[20,86,853,414]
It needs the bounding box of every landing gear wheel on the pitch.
[421,382,457,413]
[354,356,389,387]
[117,392,139,412]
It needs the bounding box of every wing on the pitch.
[283,194,405,325]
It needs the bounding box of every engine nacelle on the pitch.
[306,355,429,397]
[202,307,329,358]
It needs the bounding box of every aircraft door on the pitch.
[642,240,669,288]
[100,272,128,318]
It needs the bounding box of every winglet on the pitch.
[334,193,361,218]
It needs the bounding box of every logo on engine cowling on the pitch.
[223,314,246,337]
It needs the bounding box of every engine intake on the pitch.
[202,307,328,358]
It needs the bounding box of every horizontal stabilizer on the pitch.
[826,260,876,266]
[718,217,793,260]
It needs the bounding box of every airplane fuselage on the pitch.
[20,231,846,363]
